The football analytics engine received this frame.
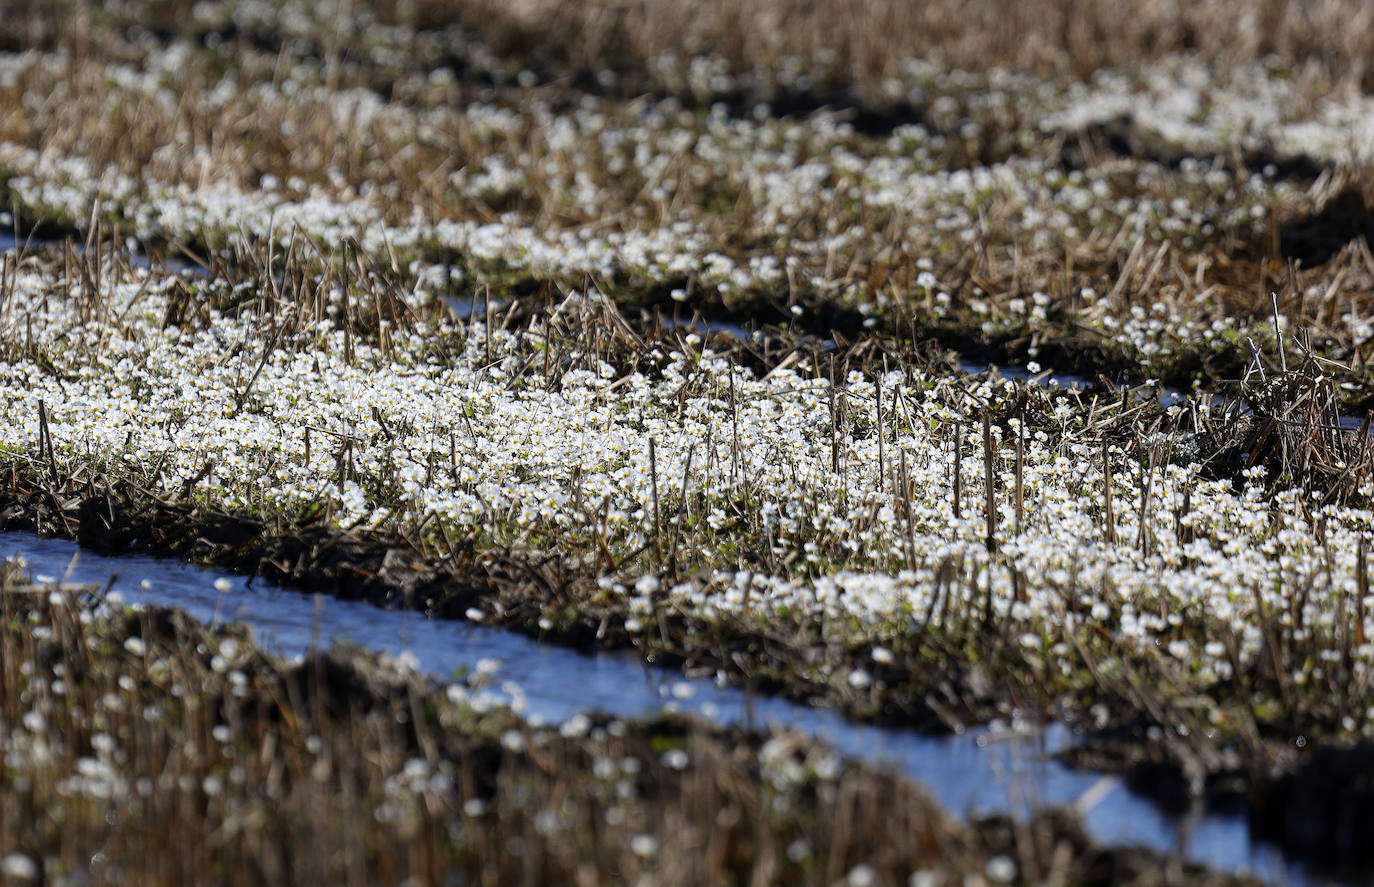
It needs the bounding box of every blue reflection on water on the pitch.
[2,531,1323,884]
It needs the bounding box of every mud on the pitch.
[1058,114,1326,184]
[1279,185,1374,268]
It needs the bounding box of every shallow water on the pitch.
[443,294,508,320]
[958,359,1194,408]
[961,359,1374,436]
[662,312,765,342]
[1,531,1331,885]
[0,231,207,276]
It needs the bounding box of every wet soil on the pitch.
[1059,114,1326,184]
[1278,185,1374,268]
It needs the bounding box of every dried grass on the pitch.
[393,0,1374,93]
[1193,339,1374,505]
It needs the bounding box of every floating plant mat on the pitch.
[0,530,1330,885]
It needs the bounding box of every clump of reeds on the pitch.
[1194,336,1374,505]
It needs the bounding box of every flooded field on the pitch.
[2,0,1374,883]
[0,531,1314,880]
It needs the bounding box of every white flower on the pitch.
[1,854,38,881]
[847,864,877,887]
[985,855,1016,883]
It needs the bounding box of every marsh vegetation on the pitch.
[3,0,1374,882]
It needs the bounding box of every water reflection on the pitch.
[1,531,1321,884]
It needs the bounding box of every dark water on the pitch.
[0,230,206,276]
[2,531,1328,884]
[958,359,1192,407]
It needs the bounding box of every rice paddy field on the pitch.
[3,0,1374,883]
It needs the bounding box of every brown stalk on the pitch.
[649,436,663,569]
[1102,438,1114,544]
[982,412,996,554]
[37,399,58,487]
[952,419,962,521]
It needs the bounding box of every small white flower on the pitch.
[847,864,877,887]
[986,855,1016,883]
[909,870,942,887]
[1,853,38,881]
[560,713,592,738]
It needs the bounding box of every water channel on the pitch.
[2,531,1329,885]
